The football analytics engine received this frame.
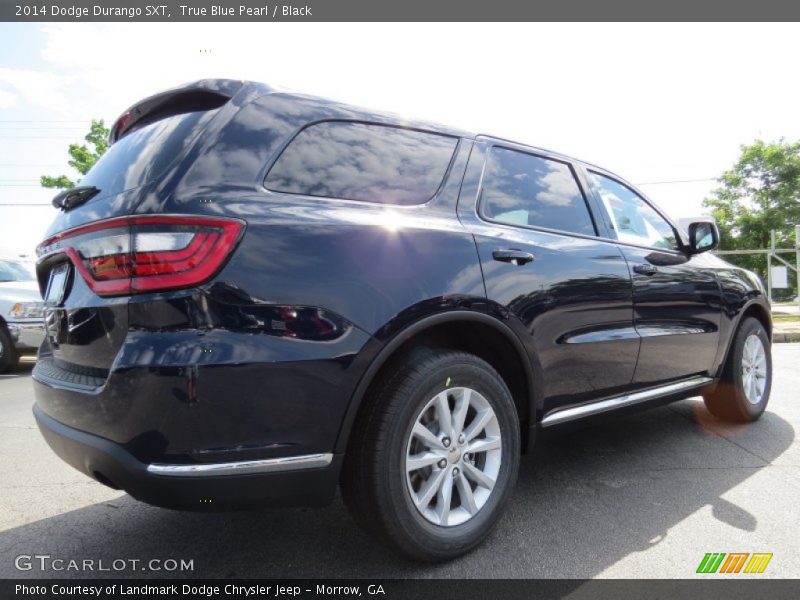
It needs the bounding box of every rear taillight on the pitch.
[36,215,244,296]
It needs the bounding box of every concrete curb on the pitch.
[773,331,800,343]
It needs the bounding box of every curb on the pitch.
[773,331,800,343]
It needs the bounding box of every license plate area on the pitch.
[45,263,70,306]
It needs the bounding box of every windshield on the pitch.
[79,108,221,200]
[0,260,35,282]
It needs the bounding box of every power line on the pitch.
[634,177,717,186]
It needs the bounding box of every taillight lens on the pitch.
[36,215,244,296]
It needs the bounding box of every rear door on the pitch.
[583,169,722,385]
[457,138,639,417]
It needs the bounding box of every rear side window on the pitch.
[264,121,458,205]
[480,147,596,236]
[80,109,221,199]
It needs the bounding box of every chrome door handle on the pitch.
[492,249,535,266]
[633,263,658,276]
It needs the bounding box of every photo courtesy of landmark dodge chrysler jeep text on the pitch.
[32,80,772,561]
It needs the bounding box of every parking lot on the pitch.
[1,344,798,579]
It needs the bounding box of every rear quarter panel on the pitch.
[100,99,486,462]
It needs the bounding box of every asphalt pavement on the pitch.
[1,345,799,579]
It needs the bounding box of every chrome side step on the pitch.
[540,376,713,428]
[147,453,333,477]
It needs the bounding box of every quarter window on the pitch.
[265,121,458,205]
[588,172,678,250]
[480,147,595,236]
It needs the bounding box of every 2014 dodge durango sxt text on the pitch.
[32,80,772,560]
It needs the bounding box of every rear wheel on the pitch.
[0,328,20,374]
[341,350,520,561]
[703,317,771,422]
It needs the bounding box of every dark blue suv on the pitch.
[33,80,772,560]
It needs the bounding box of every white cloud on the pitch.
[0,67,76,115]
[0,87,17,109]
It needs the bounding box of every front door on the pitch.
[584,170,722,385]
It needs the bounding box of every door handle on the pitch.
[492,249,535,266]
[633,263,658,276]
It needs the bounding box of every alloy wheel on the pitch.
[404,386,502,527]
[741,333,768,405]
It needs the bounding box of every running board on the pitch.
[540,376,713,427]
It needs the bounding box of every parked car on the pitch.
[32,80,772,560]
[0,257,44,372]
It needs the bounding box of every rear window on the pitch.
[79,109,221,199]
[264,121,458,205]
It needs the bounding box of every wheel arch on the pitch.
[715,299,772,379]
[741,301,772,340]
[334,310,537,456]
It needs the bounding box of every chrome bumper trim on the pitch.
[541,376,714,427]
[147,453,333,477]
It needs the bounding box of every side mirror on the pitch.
[687,221,719,254]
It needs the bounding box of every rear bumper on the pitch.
[33,405,342,509]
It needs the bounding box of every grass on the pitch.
[773,314,800,322]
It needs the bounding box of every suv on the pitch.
[32,80,772,561]
[0,258,44,372]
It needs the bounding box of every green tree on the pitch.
[40,119,109,190]
[703,139,800,297]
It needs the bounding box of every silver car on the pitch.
[0,258,45,372]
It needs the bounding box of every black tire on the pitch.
[341,350,520,561]
[703,317,771,422]
[0,327,20,374]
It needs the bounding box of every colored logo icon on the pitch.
[697,553,773,574]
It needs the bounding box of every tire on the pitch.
[703,317,772,422]
[341,350,520,561]
[0,327,20,374]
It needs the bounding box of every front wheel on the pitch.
[341,350,520,561]
[704,317,772,422]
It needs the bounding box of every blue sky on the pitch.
[0,24,74,257]
[2,22,800,257]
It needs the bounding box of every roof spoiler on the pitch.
[109,79,243,145]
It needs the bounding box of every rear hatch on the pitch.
[36,83,240,376]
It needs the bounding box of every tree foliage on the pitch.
[703,139,800,296]
[40,119,109,190]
